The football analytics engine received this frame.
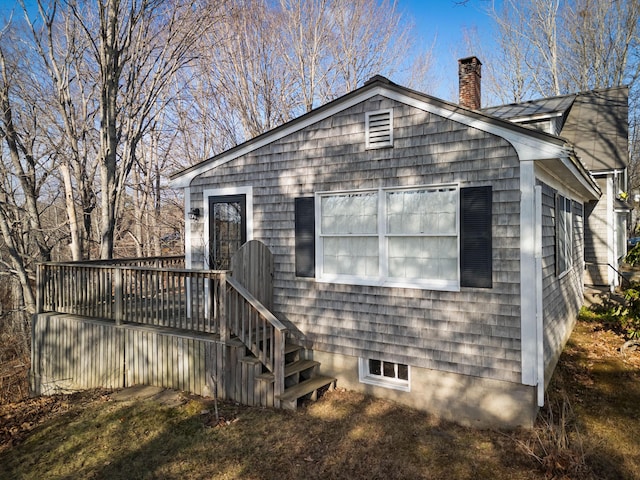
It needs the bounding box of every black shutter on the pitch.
[295,197,315,278]
[460,186,492,288]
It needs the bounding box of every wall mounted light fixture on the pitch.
[188,208,200,221]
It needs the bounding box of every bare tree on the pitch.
[488,0,564,97]
[25,0,99,260]
[325,0,411,97]
[28,0,219,259]
[488,0,639,98]
[563,0,640,91]
[177,0,428,158]
[206,1,295,140]
[0,25,57,313]
[277,0,332,113]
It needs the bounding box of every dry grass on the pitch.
[1,319,639,480]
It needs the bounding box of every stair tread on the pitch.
[254,358,319,381]
[285,359,319,377]
[277,375,336,402]
[285,343,301,355]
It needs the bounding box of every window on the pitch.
[556,194,573,275]
[365,109,393,149]
[359,357,410,391]
[295,186,492,289]
[317,186,459,290]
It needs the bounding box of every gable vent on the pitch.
[365,109,393,149]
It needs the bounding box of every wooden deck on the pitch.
[31,242,333,409]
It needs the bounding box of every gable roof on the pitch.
[482,94,576,123]
[483,86,629,172]
[170,76,599,198]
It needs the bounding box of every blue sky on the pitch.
[0,0,497,101]
[398,0,498,100]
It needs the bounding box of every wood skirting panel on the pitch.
[122,325,220,397]
[30,313,278,408]
[31,313,124,395]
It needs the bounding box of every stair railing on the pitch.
[224,274,287,407]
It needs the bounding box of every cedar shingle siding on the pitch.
[189,96,523,384]
[584,177,610,285]
[539,182,584,381]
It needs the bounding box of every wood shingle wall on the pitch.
[189,96,524,384]
[539,182,584,382]
[584,176,610,286]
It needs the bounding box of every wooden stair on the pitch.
[242,338,335,410]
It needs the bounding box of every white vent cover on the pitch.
[365,109,393,149]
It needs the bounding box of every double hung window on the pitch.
[317,185,459,290]
[556,195,573,275]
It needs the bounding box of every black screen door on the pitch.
[209,194,246,269]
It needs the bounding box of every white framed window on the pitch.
[556,194,573,275]
[316,185,460,290]
[365,109,393,149]
[359,357,410,392]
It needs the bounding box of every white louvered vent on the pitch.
[365,109,393,149]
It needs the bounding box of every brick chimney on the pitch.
[458,56,482,110]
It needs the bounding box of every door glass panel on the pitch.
[209,195,246,269]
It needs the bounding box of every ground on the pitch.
[1,319,639,480]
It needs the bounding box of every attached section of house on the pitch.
[172,60,600,427]
[485,86,630,288]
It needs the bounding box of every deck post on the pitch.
[114,267,123,326]
[36,264,44,314]
[219,273,228,342]
[273,330,284,409]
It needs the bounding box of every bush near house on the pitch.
[585,245,640,342]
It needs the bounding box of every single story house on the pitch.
[171,57,628,427]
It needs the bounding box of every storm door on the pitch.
[208,195,246,270]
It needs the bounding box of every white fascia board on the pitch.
[536,161,600,201]
[556,156,600,199]
[381,89,570,161]
[508,111,564,124]
[171,85,576,188]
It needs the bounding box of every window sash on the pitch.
[359,357,410,391]
[318,186,459,288]
[557,195,573,275]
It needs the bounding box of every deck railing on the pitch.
[37,259,222,333]
[36,256,287,400]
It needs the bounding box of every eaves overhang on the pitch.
[534,148,601,201]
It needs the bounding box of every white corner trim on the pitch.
[534,185,544,407]
[520,161,538,387]
[606,175,615,287]
[184,187,193,269]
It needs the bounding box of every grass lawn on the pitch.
[1,319,639,480]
